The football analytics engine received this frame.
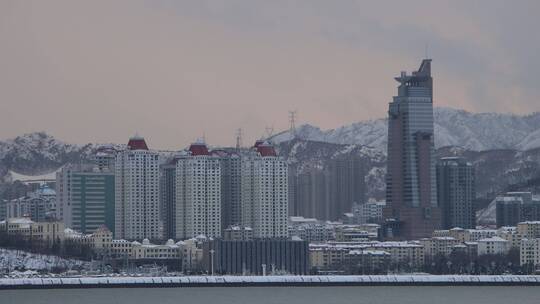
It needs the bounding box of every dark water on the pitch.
[1,286,539,304]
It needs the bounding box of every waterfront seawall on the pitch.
[1,275,540,289]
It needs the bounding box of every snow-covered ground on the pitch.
[0,249,89,272]
[477,198,498,225]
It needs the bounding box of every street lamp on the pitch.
[210,249,215,276]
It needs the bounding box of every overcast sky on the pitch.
[1,0,539,149]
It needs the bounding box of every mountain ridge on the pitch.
[271,107,540,152]
[3,108,540,225]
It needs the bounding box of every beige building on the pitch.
[520,238,540,266]
[310,241,424,270]
[131,239,182,259]
[517,222,540,239]
[498,226,521,249]
[369,242,424,265]
[347,250,391,271]
[432,228,498,243]
[420,237,460,257]
[66,226,182,260]
[180,237,206,272]
[0,217,64,247]
[310,247,348,269]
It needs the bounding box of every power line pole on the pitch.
[288,110,297,141]
[265,126,274,140]
[235,128,243,149]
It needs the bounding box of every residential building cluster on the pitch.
[5,185,57,222]
[52,136,289,242]
[307,222,540,273]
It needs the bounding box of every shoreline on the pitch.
[1,275,540,289]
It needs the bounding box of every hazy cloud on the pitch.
[0,0,538,149]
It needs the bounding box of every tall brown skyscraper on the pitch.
[384,59,441,239]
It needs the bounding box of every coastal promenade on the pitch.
[1,275,540,289]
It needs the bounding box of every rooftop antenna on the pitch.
[424,42,429,59]
[202,132,206,144]
[235,128,243,149]
[288,110,297,141]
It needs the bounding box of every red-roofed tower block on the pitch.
[127,135,149,150]
[189,142,210,156]
[175,139,222,239]
[254,141,277,157]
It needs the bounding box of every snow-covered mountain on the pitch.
[2,107,540,220]
[0,132,95,181]
[271,107,540,152]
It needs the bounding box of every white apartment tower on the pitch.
[176,142,222,239]
[241,141,288,238]
[115,135,161,240]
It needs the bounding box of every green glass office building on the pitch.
[71,172,115,234]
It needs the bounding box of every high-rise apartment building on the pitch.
[241,141,288,238]
[218,149,243,230]
[436,157,476,229]
[384,59,441,239]
[115,135,161,240]
[175,142,222,239]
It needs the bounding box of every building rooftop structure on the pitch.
[478,236,508,243]
[255,141,277,157]
[188,142,210,156]
[127,135,149,150]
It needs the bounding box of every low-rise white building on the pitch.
[477,236,510,255]
[351,200,385,224]
[288,217,336,242]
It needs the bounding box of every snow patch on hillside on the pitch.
[0,249,89,271]
[476,198,497,226]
